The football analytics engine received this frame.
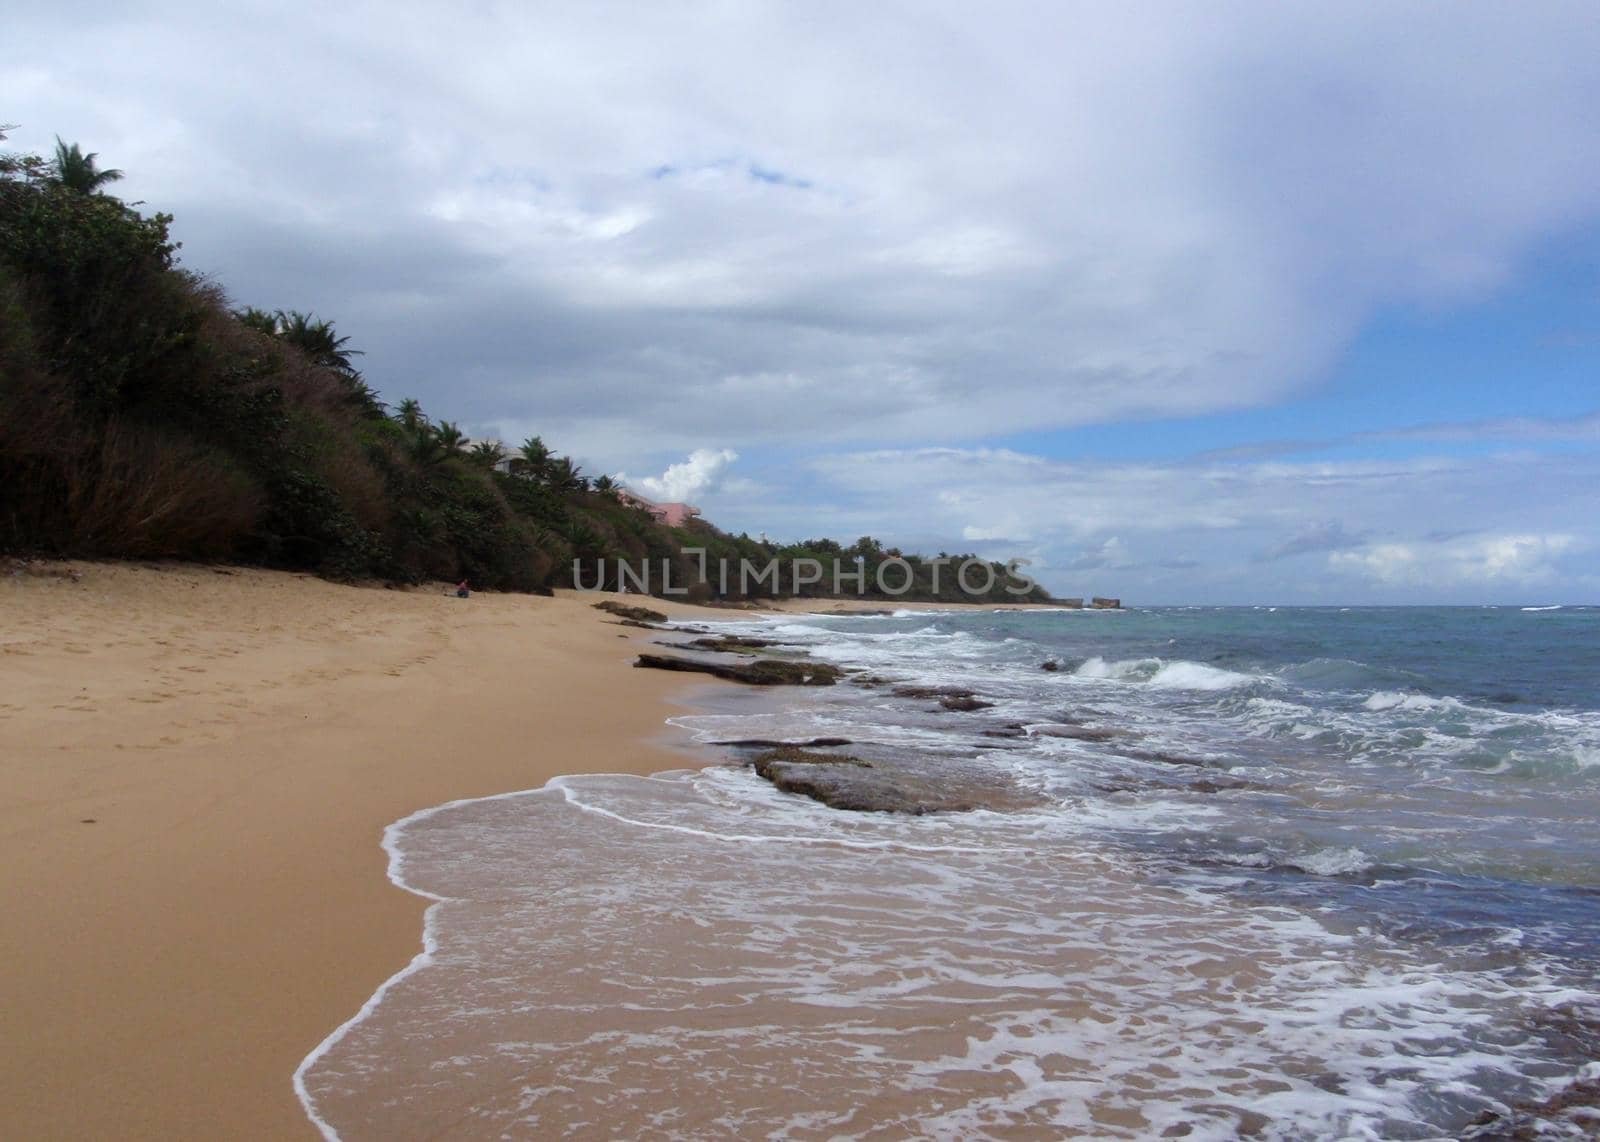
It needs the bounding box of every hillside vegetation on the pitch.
[0,134,1048,604]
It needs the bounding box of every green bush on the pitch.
[0,134,1053,603]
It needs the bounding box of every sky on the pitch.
[9,1,1600,603]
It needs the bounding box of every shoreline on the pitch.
[0,562,732,1139]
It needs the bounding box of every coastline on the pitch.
[0,562,726,1139]
[758,596,1087,614]
[15,572,1593,1136]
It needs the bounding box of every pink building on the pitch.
[618,488,702,528]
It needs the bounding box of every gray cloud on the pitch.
[9,3,1600,601]
[10,2,1600,471]
[697,447,1599,603]
[1256,520,1370,563]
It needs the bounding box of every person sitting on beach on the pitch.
[455,579,470,598]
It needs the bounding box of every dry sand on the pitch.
[0,562,724,1139]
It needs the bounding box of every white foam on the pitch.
[1299,846,1375,876]
[1147,660,1257,691]
[1072,656,1257,691]
[1072,655,1159,680]
[297,606,1600,1139]
[299,770,1600,1140]
[1362,690,1462,713]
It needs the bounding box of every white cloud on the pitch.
[8,3,1600,453]
[962,524,1021,542]
[1065,537,1132,572]
[699,445,1600,602]
[1329,534,1579,588]
[625,448,739,504]
[11,5,1600,602]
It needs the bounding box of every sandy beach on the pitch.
[0,562,721,1139]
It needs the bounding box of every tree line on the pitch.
[0,131,1048,603]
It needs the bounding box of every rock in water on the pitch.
[685,635,786,653]
[749,746,1043,814]
[939,694,995,712]
[633,653,842,686]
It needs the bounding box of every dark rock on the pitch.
[1187,779,1252,794]
[686,635,785,653]
[617,618,664,629]
[634,653,842,686]
[594,600,669,623]
[980,724,1028,738]
[752,747,871,777]
[1458,1072,1600,1139]
[892,684,975,700]
[1091,597,1122,609]
[1040,660,1060,671]
[887,684,995,711]
[1114,748,1214,767]
[712,737,855,748]
[750,746,1041,814]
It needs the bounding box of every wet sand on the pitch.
[0,563,719,1139]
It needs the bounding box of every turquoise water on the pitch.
[300,605,1600,1139]
[788,605,1600,950]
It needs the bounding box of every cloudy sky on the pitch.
[11,1,1599,602]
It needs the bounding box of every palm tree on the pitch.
[515,436,551,480]
[396,398,427,434]
[234,306,279,336]
[470,439,507,469]
[274,310,362,376]
[547,456,587,493]
[433,421,467,458]
[52,138,123,194]
[407,428,446,467]
[591,474,620,500]
[342,376,386,417]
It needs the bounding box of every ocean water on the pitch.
[298,606,1600,1139]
